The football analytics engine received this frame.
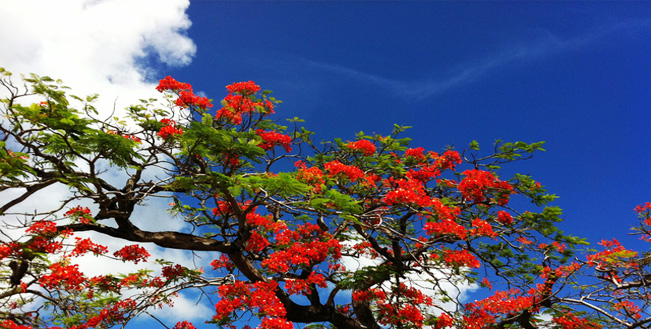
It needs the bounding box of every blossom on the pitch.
[65,206,93,224]
[156,76,191,92]
[173,321,197,329]
[324,160,365,183]
[226,81,261,95]
[435,313,454,328]
[424,220,466,239]
[496,210,513,225]
[552,312,602,329]
[211,254,235,271]
[347,139,376,156]
[157,119,183,139]
[259,317,293,329]
[256,129,292,152]
[25,221,57,236]
[435,150,462,170]
[175,90,213,109]
[69,237,108,257]
[40,262,86,290]
[470,218,497,238]
[443,249,480,268]
[458,169,514,205]
[216,94,261,124]
[113,244,150,264]
[405,147,426,162]
[382,178,430,207]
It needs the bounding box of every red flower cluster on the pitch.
[113,244,150,264]
[214,281,286,322]
[382,178,430,207]
[156,76,212,109]
[256,129,292,152]
[424,219,467,240]
[29,237,64,254]
[458,169,514,205]
[443,249,480,268]
[173,321,197,329]
[586,239,638,270]
[435,313,454,328]
[324,160,366,183]
[26,220,57,235]
[40,262,86,290]
[284,272,327,295]
[106,130,141,143]
[211,254,235,271]
[295,161,325,193]
[64,206,93,224]
[552,312,602,329]
[162,264,186,280]
[0,243,19,260]
[470,218,497,238]
[464,288,534,327]
[246,231,270,253]
[226,81,261,95]
[347,139,376,156]
[496,210,513,225]
[259,317,293,329]
[405,147,427,162]
[156,76,191,92]
[69,237,108,257]
[613,300,642,320]
[261,223,341,273]
[435,150,462,170]
[216,82,272,125]
[157,119,183,139]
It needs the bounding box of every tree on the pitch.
[0,68,649,329]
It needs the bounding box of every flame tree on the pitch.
[1,68,650,329]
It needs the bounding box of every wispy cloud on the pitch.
[299,17,651,101]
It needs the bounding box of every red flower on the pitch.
[156,76,191,92]
[259,317,293,329]
[324,160,365,183]
[226,81,261,95]
[435,313,454,328]
[443,249,480,268]
[69,237,108,257]
[424,220,467,239]
[157,119,183,139]
[175,90,213,109]
[435,150,462,170]
[113,244,150,264]
[470,218,497,238]
[458,169,514,205]
[347,140,376,156]
[211,254,235,271]
[173,321,197,329]
[162,264,186,280]
[256,129,292,152]
[496,211,513,225]
[25,221,57,235]
[40,262,86,290]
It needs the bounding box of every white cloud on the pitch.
[0,0,209,321]
[0,0,195,116]
[298,16,651,101]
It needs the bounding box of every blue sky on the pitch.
[161,2,651,248]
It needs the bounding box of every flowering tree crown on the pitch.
[0,68,650,329]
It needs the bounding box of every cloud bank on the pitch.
[0,0,210,324]
[0,0,195,110]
